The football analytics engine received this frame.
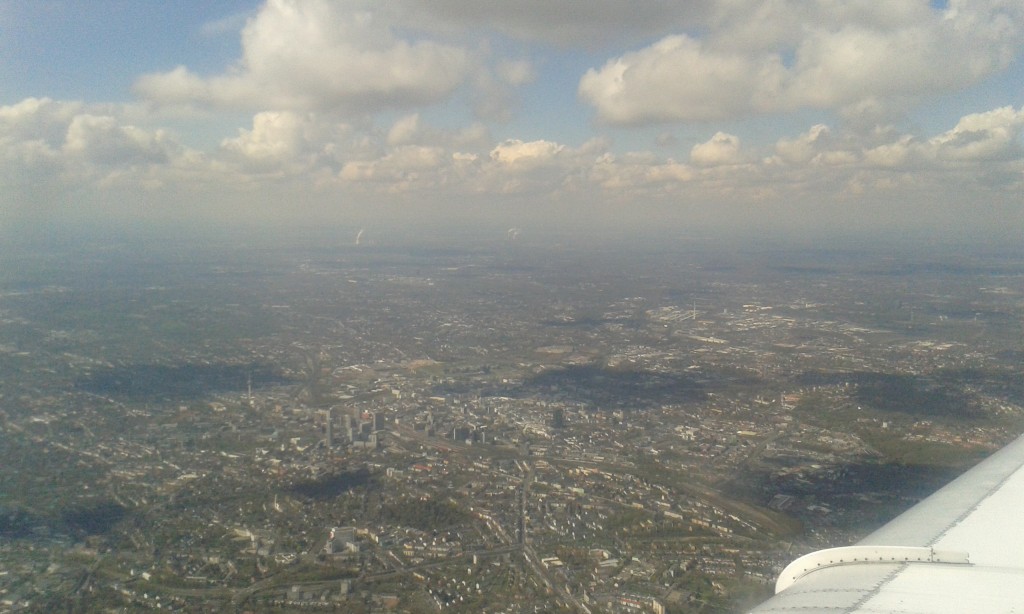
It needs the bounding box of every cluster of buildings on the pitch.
[1,243,1021,612]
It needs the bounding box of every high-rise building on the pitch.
[323,408,333,448]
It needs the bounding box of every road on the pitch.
[518,461,590,613]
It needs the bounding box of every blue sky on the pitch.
[1,3,242,100]
[1,1,1022,242]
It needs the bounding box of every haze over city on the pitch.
[1,0,1022,243]
[2,3,1024,613]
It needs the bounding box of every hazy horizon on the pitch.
[1,1,1022,245]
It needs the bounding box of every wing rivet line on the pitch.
[774,546,971,594]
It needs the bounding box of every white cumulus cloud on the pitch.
[63,114,175,166]
[927,105,1024,161]
[490,139,565,167]
[691,132,743,166]
[579,35,785,123]
[773,124,833,165]
[340,145,446,185]
[2,91,1021,237]
[580,1,1024,124]
[135,0,471,112]
[221,111,311,170]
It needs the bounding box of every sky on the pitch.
[1,0,1022,244]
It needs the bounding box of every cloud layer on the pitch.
[579,1,1024,123]
[1,0,1022,239]
[4,95,1021,223]
[135,0,471,112]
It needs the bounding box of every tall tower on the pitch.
[324,408,333,449]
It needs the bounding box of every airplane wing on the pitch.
[750,433,1024,613]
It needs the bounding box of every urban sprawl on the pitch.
[1,237,1021,613]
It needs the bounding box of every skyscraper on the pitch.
[324,408,333,448]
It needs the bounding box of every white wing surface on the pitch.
[751,433,1024,613]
